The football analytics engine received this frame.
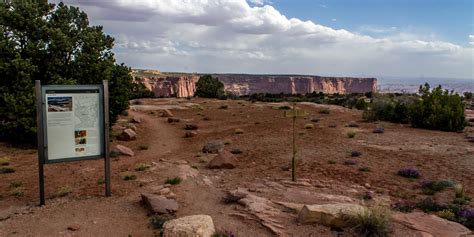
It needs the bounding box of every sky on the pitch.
[54,0,473,79]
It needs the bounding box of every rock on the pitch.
[206,150,238,169]
[159,188,171,195]
[141,193,178,214]
[348,121,359,128]
[130,116,141,123]
[166,192,177,200]
[162,215,215,237]
[112,145,134,157]
[168,117,180,123]
[161,109,174,117]
[185,123,198,130]
[328,124,337,128]
[67,224,80,231]
[117,129,136,141]
[373,127,385,134]
[392,212,472,237]
[468,138,474,143]
[202,140,224,154]
[310,118,320,123]
[351,151,362,157]
[297,203,364,228]
[185,131,197,138]
[126,123,137,131]
[230,148,242,154]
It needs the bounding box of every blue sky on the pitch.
[58,0,473,79]
[271,0,473,47]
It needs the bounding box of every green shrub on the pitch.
[165,177,182,185]
[436,209,456,221]
[234,128,244,134]
[0,157,10,166]
[363,96,413,124]
[278,105,291,110]
[97,178,105,185]
[219,105,229,109]
[344,207,392,237]
[195,75,224,98]
[359,167,371,172]
[319,108,330,114]
[9,181,22,188]
[410,84,466,132]
[55,186,72,197]
[0,1,134,143]
[347,131,356,138]
[304,124,314,129]
[139,145,149,150]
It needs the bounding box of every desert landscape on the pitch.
[1,97,473,236]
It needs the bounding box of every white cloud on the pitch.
[54,0,473,78]
[469,35,474,45]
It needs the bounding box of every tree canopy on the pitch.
[194,75,224,98]
[0,1,134,143]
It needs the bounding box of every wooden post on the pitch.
[103,80,111,197]
[291,102,296,182]
[35,80,45,206]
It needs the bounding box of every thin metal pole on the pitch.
[292,102,296,182]
[103,80,111,197]
[35,80,45,206]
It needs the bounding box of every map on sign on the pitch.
[43,87,103,162]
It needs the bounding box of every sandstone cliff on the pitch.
[134,73,377,98]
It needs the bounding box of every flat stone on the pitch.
[373,127,385,134]
[163,215,215,237]
[392,212,472,237]
[297,203,364,228]
[206,150,237,169]
[112,145,134,157]
[141,193,178,214]
[161,109,174,117]
[67,224,80,231]
[117,129,136,141]
[130,116,141,123]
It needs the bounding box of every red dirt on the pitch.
[0,98,473,236]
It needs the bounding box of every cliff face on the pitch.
[138,74,377,98]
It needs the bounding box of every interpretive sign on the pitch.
[42,86,104,162]
[35,80,110,205]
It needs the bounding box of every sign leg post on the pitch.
[35,80,46,206]
[103,80,111,197]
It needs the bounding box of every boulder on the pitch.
[161,109,174,117]
[162,215,215,237]
[185,131,197,138]
[392,212,472,237]
[130,116,141,123]
[141,193,178,214]
[347,121,359,128]
[202,140,224,154]
[185,123,198,130]
[117,129,136,141]
[112,145,134,157]
[206,150,237,169]
[168,117,180,123]
[297,203,364,228]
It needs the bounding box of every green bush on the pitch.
[165,177,182,185]
[0,1,134,143]
[344,207,392,237]
[410,84,466,132]
[195,75,224,98]
[363,96,413,124]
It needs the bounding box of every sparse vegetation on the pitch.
[347,131,356,138]
[222,192,243,204]
[359,166,371,172]
[212,231,236,237]
[304,123,314,129]
[344,160,357,165]
[398,167,420,179]
[11,188,24,197]
[418,180,453,195]
[195,75,225,98]
[123,174,137,181]
[351,151,362,157]
[319,108,330,114]
[219,105,229,109]
[150,214,171,231]
[97,178,105,185]
[278,105,291,110]
[135,163,151,171]
[230,148,242,154]
[391,201,416,213]
[234,128,244,134]
[165,177,182,185]
[139,144,149,150]
[55,186,72,197]
[436,209,456,221]
[327,160,337,164]
[0,157,10,166]
[344,206,392,237]
[0,166,15,174]
[9,181,22,188]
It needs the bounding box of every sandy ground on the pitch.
[0,98,473,236]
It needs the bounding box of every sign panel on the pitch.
[41,86,105,163]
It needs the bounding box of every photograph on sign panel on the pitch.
[75,147,85,153]
[74,130,87,145]
[48,96,73,112]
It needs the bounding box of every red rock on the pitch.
[112,145,134,157]
[117,129,136,141]
[392,212,472,237]
[141,193,178,214]
[206,150,237,169]
[130,116,141,123]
